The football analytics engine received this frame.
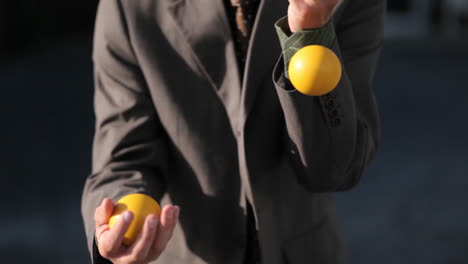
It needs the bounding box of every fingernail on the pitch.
[123,211,132,223]
[174,206,180,220]
[166,208,174,221]
[149,217,158,229]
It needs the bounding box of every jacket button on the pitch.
[325,99,335,109]
[332,118,341,126]
[328,109,338,118]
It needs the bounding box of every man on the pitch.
[82,0,385,263]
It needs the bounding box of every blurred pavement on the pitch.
[336,38,468,264]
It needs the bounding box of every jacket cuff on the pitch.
[274,16,336,78]
[93,236,113,264]
[272,52,343,128]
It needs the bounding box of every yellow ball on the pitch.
[288,45,342,96]
[108,193,161,246]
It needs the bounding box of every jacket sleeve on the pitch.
[81,0,169,262]
[273,0,384,192]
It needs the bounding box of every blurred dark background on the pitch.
[1,0,467,263]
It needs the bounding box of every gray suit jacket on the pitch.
[81,0,384,263]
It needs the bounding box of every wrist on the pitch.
[288,10,331,32]
[287,0,342,32]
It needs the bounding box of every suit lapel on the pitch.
[240,0,288,125]
[167,0,239,92]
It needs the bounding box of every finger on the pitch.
[94,198,115,226]
[99,210,133,255]
[151,205,179,255]
[332,0,343,12]
[126,214,159,262]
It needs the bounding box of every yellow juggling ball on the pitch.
[288,45,342,96]
[109,193,161,246]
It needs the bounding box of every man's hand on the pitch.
[94,198,180,264]
[288,0,342,32]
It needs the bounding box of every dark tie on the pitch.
[229,0,260,72]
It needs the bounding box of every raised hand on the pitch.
[287,0,343,32]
